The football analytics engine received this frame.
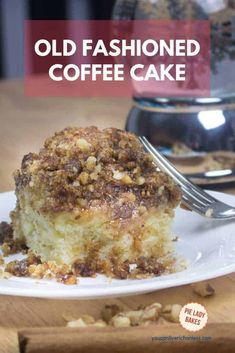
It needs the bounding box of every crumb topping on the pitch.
[14,127,181,215]
[0,222,27,255]
[0,221,178,282]
[2,245,175,283]
[4,250,78,285]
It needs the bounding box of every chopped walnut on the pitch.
[64,160,81,174]
[191,282,215,297]
[90,172,98,181]
[66,301,184,329]
[111,314,131,328]
[162,304,182,323]
[64,313,105,328]
[5,253,78,285]
[1,239,28,256]
[93,320,107,328]
[158,186,165,195]
[67,318,88,328]
[66,317,107,328]
[79,172,89,186]
[141,303,162,321]
[65,301,185,329]
[87,184,95,192]
[136,176,145,186]
[162,304,172,313]
[2,271,12,279]
[80,315,96,325]
[76,138,91,151]
[14,127,181,220]
[28,264,46,279]
[132,257,165,277]
[86,156,97,171]
[62,312,77,322]
[113,170,124,180]
[125,310,143,326]
[56,273,77,285]
[101,304,122,323]
[121,175,132,185]
[5,259,29,277]
[77,198,88,208]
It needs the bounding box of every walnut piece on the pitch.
[162,304,182,323]
[66,301,184,329]
[67,318,88,328]
[191,282,215,297]
[101,304,122,323]
[111,314,131,328]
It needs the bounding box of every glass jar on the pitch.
[113,0,235,185]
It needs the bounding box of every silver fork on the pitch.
[139,136,235,220]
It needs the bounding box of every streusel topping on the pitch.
[14,127,181,215]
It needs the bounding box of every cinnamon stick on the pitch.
[18,323,235,353]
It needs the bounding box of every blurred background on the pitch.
[1,0,235,191]
[0,0,115,78]
[0,0,126,193]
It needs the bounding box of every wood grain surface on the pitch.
[18,324,235,353]
[0,80,234,353]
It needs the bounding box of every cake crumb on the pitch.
[205,208,213,218]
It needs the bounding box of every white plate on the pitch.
[0,191,235,299]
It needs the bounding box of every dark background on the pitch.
[0,0,116,78]
[29,0,115,20]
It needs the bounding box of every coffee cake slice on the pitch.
[11,127,181,278]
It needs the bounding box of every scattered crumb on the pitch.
[172,236,179,242]
[205,208,213,218]
[0,222,28,256]
[4,252,78,285]
[0,271,12,279]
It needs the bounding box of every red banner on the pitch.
[25,20,210,97]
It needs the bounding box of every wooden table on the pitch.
[0,80,234,353]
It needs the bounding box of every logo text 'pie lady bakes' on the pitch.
[179,303,208,332]
[25,20,210,97]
